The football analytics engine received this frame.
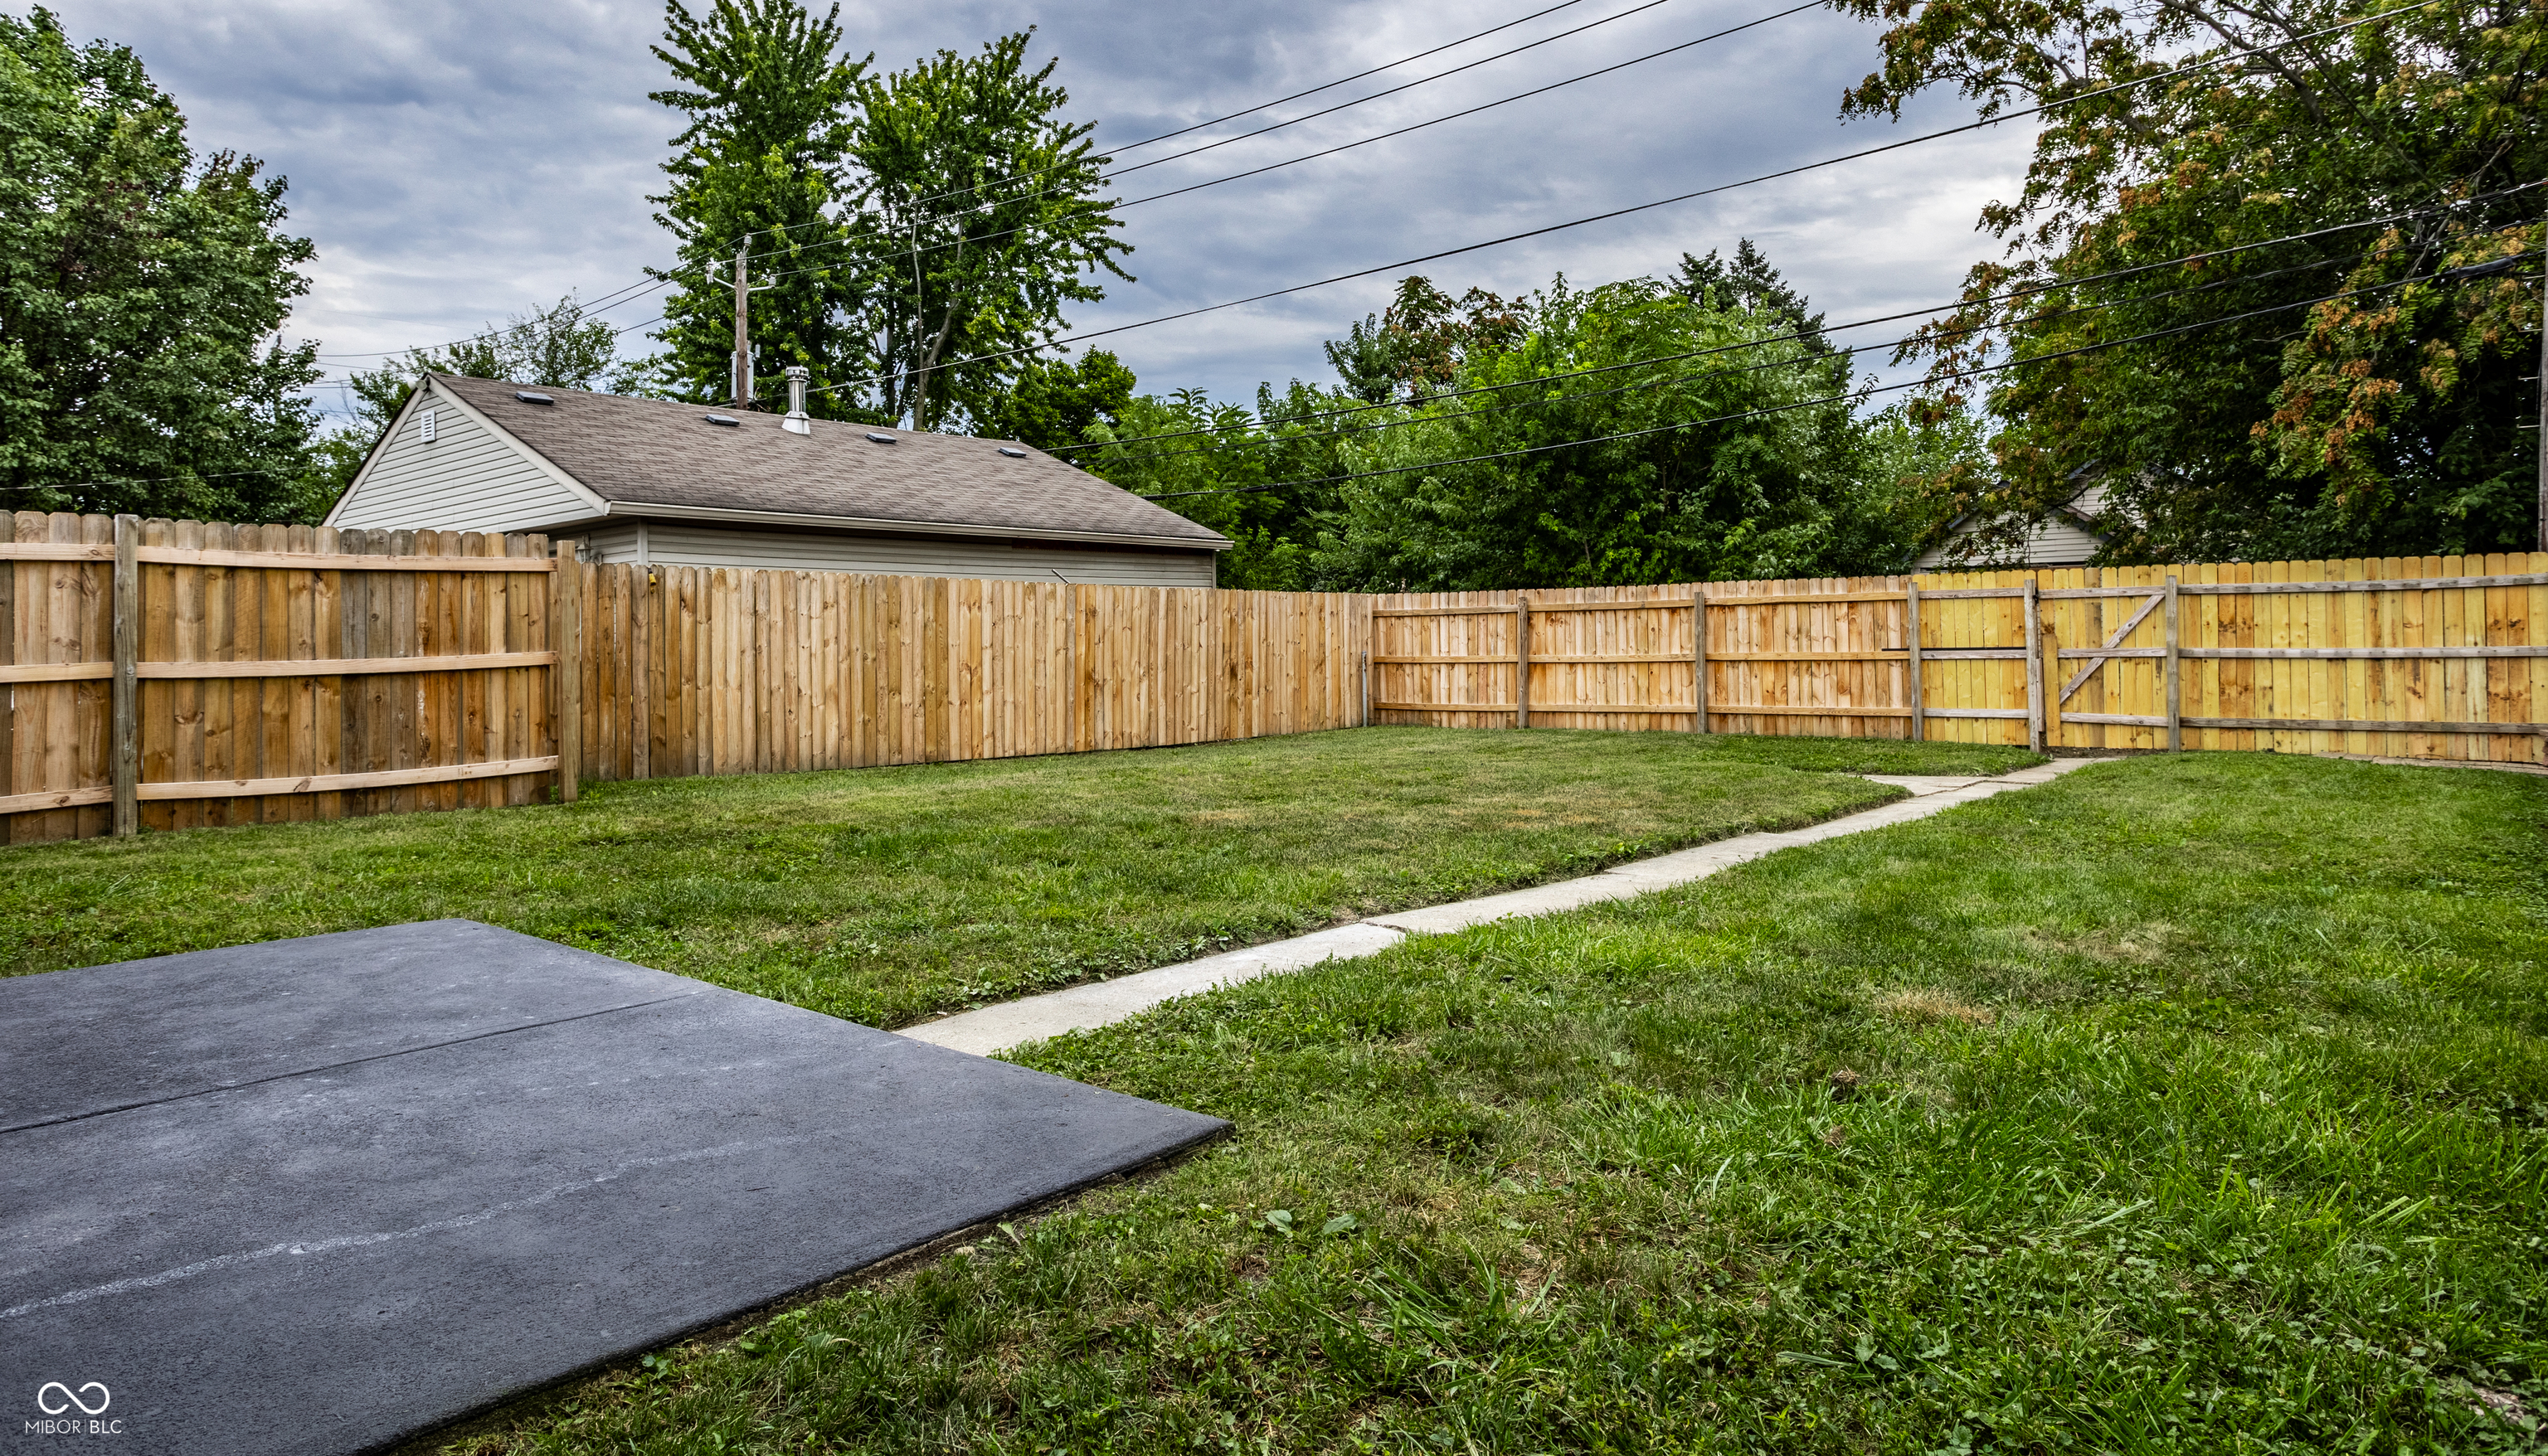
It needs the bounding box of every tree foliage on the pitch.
[646,0,867,413]
[1675,239,1834,353]
[1323,276,1528,404]
[966,348,1135,451]
[639,12,1128,434]
[839,32,1131,431]
[1837,0,2546,562]
[1079,384,1335,590]
[1310,277,1884,589]
[315,294,635,493]
[0,7,328,522]
[1090,255,1916,592]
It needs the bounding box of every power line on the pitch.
[745,0,1819,288]
[1086,239,2431,469]
[1084,0,1713,190]
[1136,251,2538,500]
[38,464,318,494]
[805,0,2443,405]
[1105,0,1599,156]
[310,274,683,362]
[651,0,1681,266]
[1116,3,1815,209]
[1051,182,2543,459]
[916,0,1690,213]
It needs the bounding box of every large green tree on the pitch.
[839,31,1132,431]
[1091,262,1911,592]
[1322,276,1528,405]
[1838,0,2545,562]
[1309,276,1888,589]
[647,0,867,413]
[966,347,1135,450]
[0,8,328,522]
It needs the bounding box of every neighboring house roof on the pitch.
[334,373,1228,553]
[1913,474,2113,570]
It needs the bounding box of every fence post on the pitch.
[2163,574,2182,751]
[1360,650,1370,727]
[1514,598,1532,729]
[1690,590,1709,733]
[1904,580,1923,743]
[553,541,581,803]
[2022,576,2045,753]
[110,514,138,837]
[2041,613,2061,748]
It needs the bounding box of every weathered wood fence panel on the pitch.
[1377,555,2548,764]
[2,513,562,846]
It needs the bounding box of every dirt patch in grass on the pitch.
[1873,986,1998,1025]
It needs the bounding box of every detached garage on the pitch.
[326,372,1229,586]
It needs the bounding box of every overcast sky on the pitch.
[41,0,2039,424]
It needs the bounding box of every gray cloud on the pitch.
[41,0,2036,419]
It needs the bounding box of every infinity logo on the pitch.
[36,1381,110,1415]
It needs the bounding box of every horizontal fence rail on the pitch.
[8,510,2539,847]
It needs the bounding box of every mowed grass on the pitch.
[0,726,2032,1027]
[450,754,2548,1455]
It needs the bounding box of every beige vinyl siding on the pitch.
[331,387,596,534]
[1916,481,2113,570]
[581,522,648,564]
[611,522,1215,586]
[1917,514,2103,570]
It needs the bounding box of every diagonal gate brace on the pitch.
[2058,590,2166,705]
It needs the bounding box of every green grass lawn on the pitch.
[0,726,2031,1028]
[445,753,2548,1455]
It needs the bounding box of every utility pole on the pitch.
[732,239,751,408]
[2536,267,2545,551]
[709,235,773,409]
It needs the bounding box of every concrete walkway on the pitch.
[901,758,2116,1057]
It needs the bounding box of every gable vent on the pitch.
[513,391,555,405]
[998,447,1027,459]
[703,414,741,426]
[864,432,897,444]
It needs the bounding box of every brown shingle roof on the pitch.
[430,373,1227,551]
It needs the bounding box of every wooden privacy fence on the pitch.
[2,512,1370,845]
[1374,552,2548,763]
[0,513,562,844]
[556,561,1368,783]
[9,511,2541,848]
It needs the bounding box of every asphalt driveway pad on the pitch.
[0,922,1229,1456]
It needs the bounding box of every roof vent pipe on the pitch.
[782,366,811,435]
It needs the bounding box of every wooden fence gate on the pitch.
[1376,556,2548,762]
